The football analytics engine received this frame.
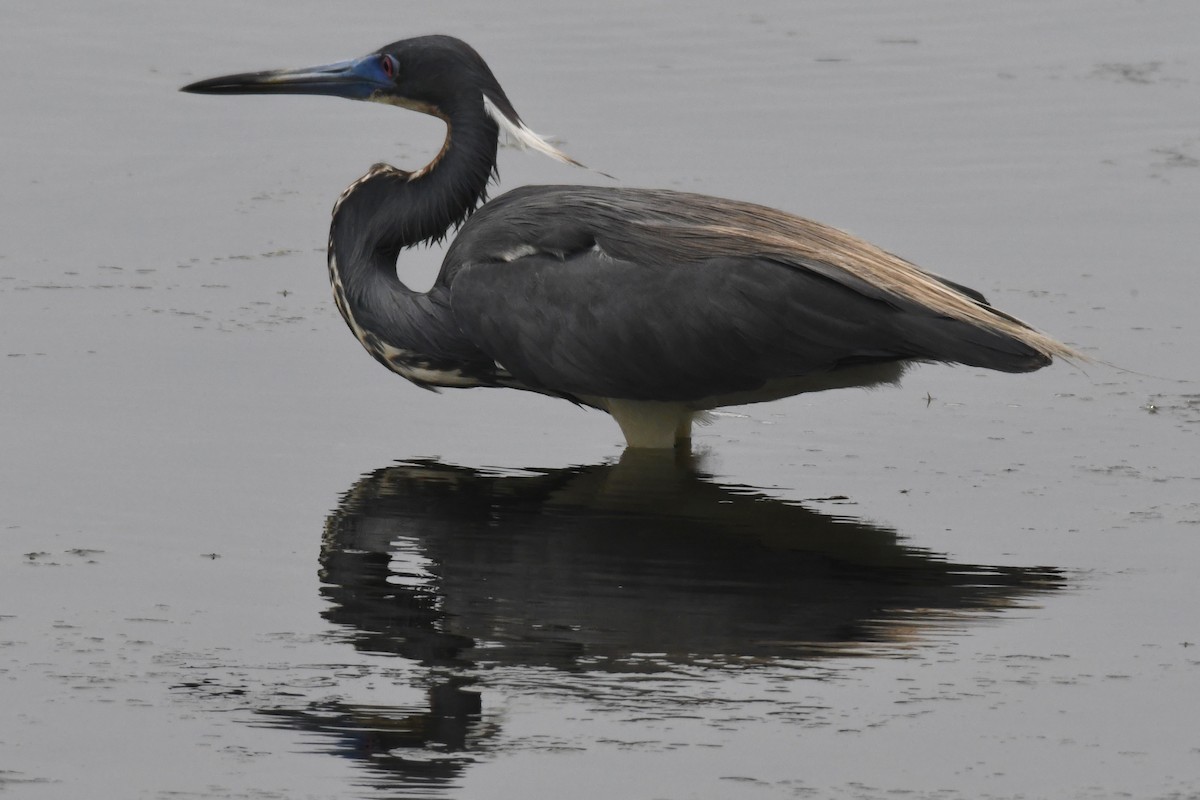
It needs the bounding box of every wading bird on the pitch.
[183,35,1076,449]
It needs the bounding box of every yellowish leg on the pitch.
[606,399,694,449]
[674,415,694,448]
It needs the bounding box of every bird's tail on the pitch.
[898,311,1068,373]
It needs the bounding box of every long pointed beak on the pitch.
[181,55,389,101]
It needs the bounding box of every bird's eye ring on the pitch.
[380,54,398,79]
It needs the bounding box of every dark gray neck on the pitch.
[330,105,499,266]
[326,105,500,370]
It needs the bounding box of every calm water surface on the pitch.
[2,1,1198,798]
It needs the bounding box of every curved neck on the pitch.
[331,106,499,263]
[326,102,499,371]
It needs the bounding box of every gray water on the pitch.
[2,1,1199,798]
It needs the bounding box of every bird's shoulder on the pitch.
[441,185,1020,346]
[441,185,958,304]
[443,185,854,271]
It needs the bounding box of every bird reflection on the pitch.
[259,452,1062,793]
[319,451,1061,667]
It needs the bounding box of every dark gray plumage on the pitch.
[182,35,1077,448]
[448,186,1052,400]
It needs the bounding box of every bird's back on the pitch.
[434,186,1075,405]
[447,185,1047,343]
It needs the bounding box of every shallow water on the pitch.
[2,1,1199,798]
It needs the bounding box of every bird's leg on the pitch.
[673,414,694,449]
[606,400,693,449]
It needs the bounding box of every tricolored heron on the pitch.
[182,35,1077,449]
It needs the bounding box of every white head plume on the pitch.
[482,94,611,178]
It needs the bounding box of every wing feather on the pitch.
[441,186,1073,402]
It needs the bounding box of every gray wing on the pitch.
[442,187,1050,402]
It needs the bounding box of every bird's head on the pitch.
[181,35,584,169]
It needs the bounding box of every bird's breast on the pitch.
[327,250,504,390]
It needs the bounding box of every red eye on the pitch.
[380,54,397,79]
